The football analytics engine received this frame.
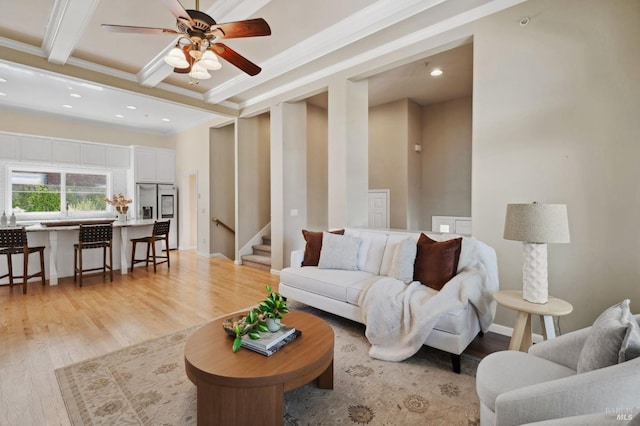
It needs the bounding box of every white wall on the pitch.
[421,96,472,230]
[473,0,640,331]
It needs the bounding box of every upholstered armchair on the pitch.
[476,309,640,425]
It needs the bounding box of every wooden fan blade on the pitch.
[211,43,261,76]
[101,24,181,35]
[160,0,194,27]
[207,18,271,39]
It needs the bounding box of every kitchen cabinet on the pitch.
[133,146,176,183]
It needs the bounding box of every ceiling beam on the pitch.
[0,43,238,117]
[42,0,101,65]
[204,0,447,104]
[137,0,272,88]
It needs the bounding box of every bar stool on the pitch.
[130,220,171,273]
[0,227,46,294]
[74,224,113,287]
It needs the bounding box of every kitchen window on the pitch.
[9,168,109,215]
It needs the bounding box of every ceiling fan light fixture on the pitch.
[164,46,189,68]
[189,62,211,80]
[200,51,221,70]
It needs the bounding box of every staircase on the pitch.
[241,235,271,271]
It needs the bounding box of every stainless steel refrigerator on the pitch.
[136,183,178,249]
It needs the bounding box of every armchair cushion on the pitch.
[577,299,637,372]
[477,351,574,413]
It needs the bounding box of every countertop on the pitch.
[9,219,157,231]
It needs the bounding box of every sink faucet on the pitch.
[65,202,69,218]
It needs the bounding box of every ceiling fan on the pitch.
[101,0,271,83]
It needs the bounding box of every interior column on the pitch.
[328,79,369,229]
[270,102,308,269]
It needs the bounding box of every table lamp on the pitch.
[503,202,570,304]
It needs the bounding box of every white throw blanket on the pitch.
[359,238,498,362]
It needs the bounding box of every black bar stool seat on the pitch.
[0,227,46,294]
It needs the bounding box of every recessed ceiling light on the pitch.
[62,104,73,108]
[115,114,124,118]
[0,92,6,96]
[126,105,137,110]
[430,68,444,77]
[0,78,6,83]
[69,93,81,98]
[161,118,171,122]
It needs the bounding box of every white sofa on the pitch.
[279,228,499,372]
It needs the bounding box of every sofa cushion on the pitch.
[413,233,462,291]
[280,266,375,302]
[301,229,344,266]
[318,232,361,271]
[344,230,388,274]
[380,233,420,276]
[577,299,637,373]
[388,237,417,284]
[476,351,575,412]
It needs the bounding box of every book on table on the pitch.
[241,325,298,355]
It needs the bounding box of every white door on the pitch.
[368,190,390,228]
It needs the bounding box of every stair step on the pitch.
[242,254,271,271]
[262,235,271,245]
[252,244,271,256]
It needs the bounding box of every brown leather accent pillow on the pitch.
[301,229,345,266]
[413,233,462,291]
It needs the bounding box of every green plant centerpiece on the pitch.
[229,285,289,352]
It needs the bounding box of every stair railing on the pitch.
[212,217,235,234]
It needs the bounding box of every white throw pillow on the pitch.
[318,232,361,271]
[387,237,417,284]
[345,230,388,274]
[380,233,419,276]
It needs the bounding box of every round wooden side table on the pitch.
[494,289,573,352]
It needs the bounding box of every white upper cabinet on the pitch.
[133,146,176,183]
[0,132,131,169]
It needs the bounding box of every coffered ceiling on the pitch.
[0,0,524,134]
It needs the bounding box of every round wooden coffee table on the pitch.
[184,310,334,426]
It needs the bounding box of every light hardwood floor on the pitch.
[0,250,279,426]
[0,250,507,426]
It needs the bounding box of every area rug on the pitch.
[56,304,480,425]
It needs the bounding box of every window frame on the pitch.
[6,165,112,217]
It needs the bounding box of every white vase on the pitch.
[118,213,127,223]
[266,318,281,332]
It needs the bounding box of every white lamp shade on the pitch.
[164,47,189,68]
[504,203,570,243]
[189,62,211,79]
[200,51,221,70]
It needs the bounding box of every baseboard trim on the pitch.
[488,323,544,344]
[270,269,280,276]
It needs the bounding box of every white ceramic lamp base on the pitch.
[522,242,548,304]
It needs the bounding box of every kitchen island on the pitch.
[4,219,158,285]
